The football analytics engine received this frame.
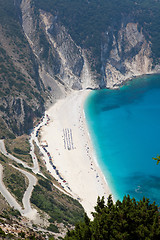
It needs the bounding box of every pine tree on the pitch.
[64,195,160,240]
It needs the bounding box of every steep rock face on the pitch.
[2,0,160,137]
[0,93,44,135]
[40,10,84,90]
[101,22,157,88]
[21,1,160,94]
[0,0,97,137]
[41,10,98,90]
[21,0,97,107]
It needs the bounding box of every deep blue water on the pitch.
[85,74,160,205]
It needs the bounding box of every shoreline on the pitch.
[110,72,160,89]
[41,90,112,217]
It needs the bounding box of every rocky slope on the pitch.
[101,22,157,88]
[1,0,160,238]
[0,0,45,137]
[21,0,97,102]
[0,0,160,137]
[21,0,160,92]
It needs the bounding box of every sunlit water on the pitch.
[85,74,160,205]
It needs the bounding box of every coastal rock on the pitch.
[21,1,160,93]
[101,22,156,88]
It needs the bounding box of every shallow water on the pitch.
[85,74,160,205]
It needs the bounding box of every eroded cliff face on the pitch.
[21,0,97,107]
[2,96,43,135]
[101,22,159,88]
[39,10,96,91]
[21,0,160,95]
[2,0,159,137]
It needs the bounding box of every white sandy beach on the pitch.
[41,90,112,217]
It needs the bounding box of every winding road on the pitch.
[11,165,38,218]
[0,163,38,219]
[0,140,39,220]
[0,139,41,174]
[0,164,22,213]
[0,114,71,220]
[0,140,32,170]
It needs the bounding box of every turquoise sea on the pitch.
[85,74,160,205]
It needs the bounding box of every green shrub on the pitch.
[38,179,52,191]
[0,227,5,237]
[13,147,30,155]
[47,224,59,233]
[65,195,160,239]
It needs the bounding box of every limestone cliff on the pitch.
[21,0,160,93]
[21,0,97,107]
[1,0,160,137]
[21,0,160,94]
[101,22,159,88]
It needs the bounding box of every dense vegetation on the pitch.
[31,180,84,228]
[0,151,28,205]
[0,139,84,236]
[34,0,160,71]
[0,0,41,96]
[3,164,28,204]
[65,195,160,239]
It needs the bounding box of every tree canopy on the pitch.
[65,195,160,240]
